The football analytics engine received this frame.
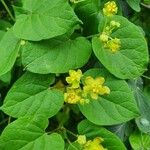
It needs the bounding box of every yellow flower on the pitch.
[77,135,87,145]
[110,20,120,28]
[64,88,82,104]
[83,137,105,150]
[66,69,83,88]
[99,32,109,42]
[106,38,121,53]
[103,1,118,16]
[83,76,110,100]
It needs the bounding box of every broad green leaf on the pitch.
[0,115,64,150]
[13,6,29,17]
[77,120,126,150]
[126,0,141,12]
[75,0,100,35]
[129,79,150,133]
[0,29,20,76]
[129,130,150,150]
[13,0,80,41]
[92,15,149,79]
[1,72,64,118]
[0,71,11,84]
[22,37,92,74]
[0,30,5,40]
[68,142,83,150]
[79,68,139,125]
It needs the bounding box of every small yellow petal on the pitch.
[77,135,87,145]
[103,1,118,16]
[90,93,98,100]
[95,77,105,84]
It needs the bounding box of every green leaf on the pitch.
[0,29,20,77]
[129,130,150,150]
[92,15,149,79]
[129,79,150,133]
[79,68,139,125]
[0,30,5,41]
[77,120,126,150]
[126,0,141,12]
[13,0,80,41]
[75,0,100,35]
[1,72,64,118]
[0,71,11,84]
[22,37,92,74]
[68,142,82,150]
[0,115,64,150]
[0,19,12,31]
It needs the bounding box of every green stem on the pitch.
[8,116,11,124]
[47,126,77,138]
[142,75,150,80]
[86,33,100,39]
[1,0,15,21]
[63,127,78,137]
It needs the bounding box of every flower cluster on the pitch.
[77,135,106,150]
[99,20,121,53]
[64,69,110,104]
[103,1,118,16]
[83,76,110,100]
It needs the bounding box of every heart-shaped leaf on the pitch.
[22,37,92,74]
[79,68,139,125]
[1,72,64,118]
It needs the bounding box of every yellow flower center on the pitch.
[99,20,121,53]
[106,38,121,53]
[64,88,81,104]
[83,137,105,150]
[77,135,87,145]
[99,32,109,42]
[103,1,118,16]
[83,76,110,100]
[66,69,83,89]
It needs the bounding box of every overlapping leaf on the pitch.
[68,120,126,150]
[129,130,150,150]
[13,0,80,41]
[75,0,100,35]
[22,37,92,74]
[92,15,149,79]
[1,72,64,118]
[0,115,64,150]
[79,68,139,125]
[126,0,141,12]
[0,29,20,76]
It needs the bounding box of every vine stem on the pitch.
[141,3,150,9]
[1,0,15,21]
[8,116,11,124]
[47,126,78,138]
[63,127,78,137]
[86,33,100,39]
[142,75,150,80]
